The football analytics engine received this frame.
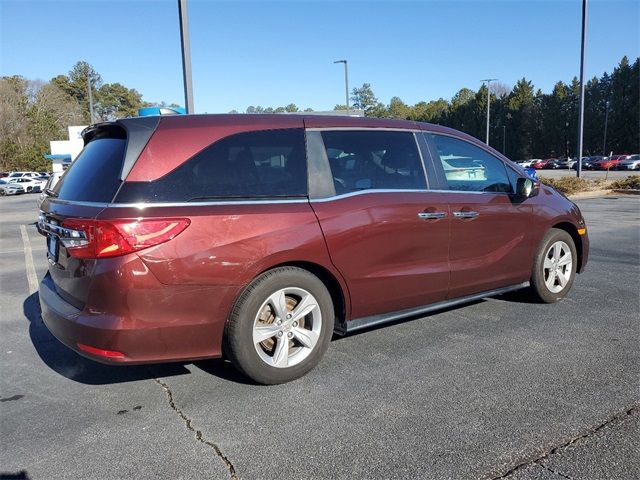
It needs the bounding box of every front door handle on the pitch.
[453,211,479,219]
[418,212,447,220]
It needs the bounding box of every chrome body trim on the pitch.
[343,282,530,333]
[38,216,86,240]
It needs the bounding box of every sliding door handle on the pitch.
[453,211,479,219]
[418,212,447,220]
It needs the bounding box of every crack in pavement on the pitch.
[537,463,573,479]
[153,377,238,480]
[487,403,639,479]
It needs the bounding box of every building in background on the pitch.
[45,126,86,173]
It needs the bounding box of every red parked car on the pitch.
[531,158,554,169]
[595,155,626,170]
[38,114,589,384]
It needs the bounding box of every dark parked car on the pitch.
[572,156,602,170]
[38,115,589,384]
[543,159,564,169]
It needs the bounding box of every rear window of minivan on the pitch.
[115,128,307,203]
[53,134,126,203]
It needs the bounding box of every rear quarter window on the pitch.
[115,128,307,203]
[53,135,126,202]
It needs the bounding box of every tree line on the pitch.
[339,56,639,159]
[0,61,154,172]
[1,56,637,172]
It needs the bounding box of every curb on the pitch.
[567,190,613,199]
[567,189,640,199]
[612,189,640,195]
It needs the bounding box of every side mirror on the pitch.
[516,177,539,198]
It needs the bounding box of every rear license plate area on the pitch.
[47,235,59,262]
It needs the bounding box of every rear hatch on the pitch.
[39,119,157,309]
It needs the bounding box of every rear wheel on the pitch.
[225,267,334,384]
[0,189,5,196]
[529,228,577,303]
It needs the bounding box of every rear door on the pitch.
[307,129,450,320]
[423,132,535,299]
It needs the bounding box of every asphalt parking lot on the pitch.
[1,193,638,480]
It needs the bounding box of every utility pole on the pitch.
[87,71,95,124]
[576,0,587,177]
[178,0,195,114]
[602,99,610,155]
[481,78,498,145]
[334,60,349,113]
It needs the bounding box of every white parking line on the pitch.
[20,225,39,295]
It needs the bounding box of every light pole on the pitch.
[86,71,95,124]
[602,99,610,155]
[334,60,349,113]
[178,0,194,114]
[576,0,587,177]
[481,78,497,145]
[502,125,506,154]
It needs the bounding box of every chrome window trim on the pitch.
[45,189,510,209]
[310,189,433,203]
[45,198,310,209]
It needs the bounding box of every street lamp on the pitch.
[86,71,95,124]
[481,78,498,145]
[576,0,587,177]
[603,99,610,155]
[334,60,349,113]
[178,0,194,114]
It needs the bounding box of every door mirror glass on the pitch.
[516,177,538,197]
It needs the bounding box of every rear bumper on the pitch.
[39,272,238,365]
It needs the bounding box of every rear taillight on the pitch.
[61,218,190,259]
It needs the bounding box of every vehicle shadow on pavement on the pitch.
[23,293,191,385]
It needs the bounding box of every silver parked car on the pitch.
[0,179,26,196]
[616,154,640,170]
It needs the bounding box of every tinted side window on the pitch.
[53,136,126,202]
[116,128,307,202]
[429,134,512,193]
[321,130,426,194]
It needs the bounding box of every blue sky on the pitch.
[1,0,638,113]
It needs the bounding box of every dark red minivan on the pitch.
[38,114,589,384]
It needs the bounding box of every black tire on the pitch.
[224,266,334,385]
[0,190,5,196]
[529,228,577,303]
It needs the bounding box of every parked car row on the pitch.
[0,172,51,195]
[515,154,640,171]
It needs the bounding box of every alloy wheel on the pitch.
[543,240,573,294]
[252,287,322,368]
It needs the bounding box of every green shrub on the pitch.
[610,175,640,190]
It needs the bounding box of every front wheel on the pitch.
[225,267,334,384]
[529,228,577,303]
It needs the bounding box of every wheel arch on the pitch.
[257,261,349,334]
[551,221,584,273]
